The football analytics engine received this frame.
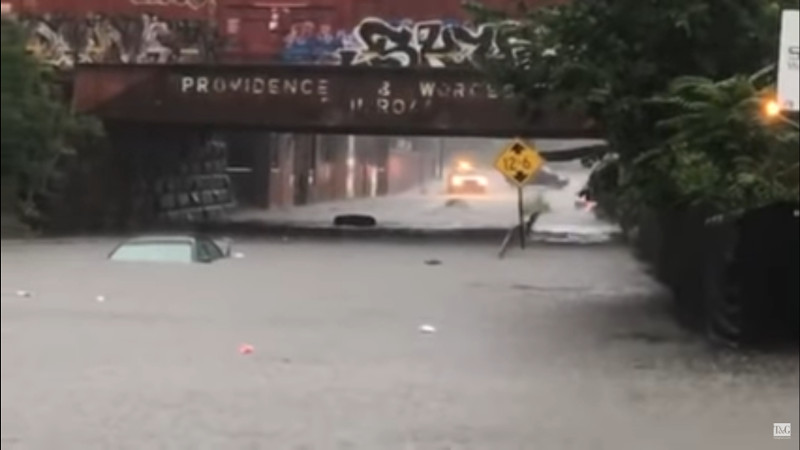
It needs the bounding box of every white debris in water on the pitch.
[96,295,106,303]
[419,324,437,334]
[15,290,32,298]
[233,252,246,259]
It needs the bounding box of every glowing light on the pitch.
[764,99,782,118]
[457,160,473,171]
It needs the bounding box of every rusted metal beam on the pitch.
[73,64,600,138]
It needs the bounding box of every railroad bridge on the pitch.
[74,64,597,137]
[68,64,602,228]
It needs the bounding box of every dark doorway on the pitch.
[225,131,272,208]
[293,135,313,206]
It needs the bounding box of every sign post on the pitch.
[777,10,799,112]
[516,185,526,248]
[493,139,545,249]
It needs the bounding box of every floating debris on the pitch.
[238,343,255,355]
[419,324,438,334]
[444,198,469,209]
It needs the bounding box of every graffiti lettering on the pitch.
[130,0,210,10]
[348,20,418,66]
[279,17,525,68]
[337,18,523,68]
[19,13,219,68]
[180,76,331,100]
[16,13,524,68]
[282,20,345,65]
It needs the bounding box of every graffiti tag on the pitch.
[20,13,219,68]
[282,21,345,65]
[279,17,526,67]
[337,18,524,68]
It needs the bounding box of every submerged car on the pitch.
[500,165,569,189]
[446,160,489,195]
[526,166,570,189]
[108,235,232,264]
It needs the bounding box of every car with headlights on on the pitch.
[446,160,489,195]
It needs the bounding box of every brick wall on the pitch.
[111,125,234,227]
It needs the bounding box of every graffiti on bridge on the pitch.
[281,17,526,68]
[281,21,348,65]
[341,17,519,67]
[19,14,523,68]
[20,13,219,68]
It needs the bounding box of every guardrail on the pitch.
[498,211,541,259]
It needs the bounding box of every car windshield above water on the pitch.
[109,238,195,263]
[108,235,228,264]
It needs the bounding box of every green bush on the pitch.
[467,0,797,218]
[1,19,104,224]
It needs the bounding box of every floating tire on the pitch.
[333,214,377,228]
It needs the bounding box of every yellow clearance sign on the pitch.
[493,139,545,187]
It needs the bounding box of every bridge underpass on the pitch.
[71,64,608,235]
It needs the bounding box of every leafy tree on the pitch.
[468,0,797,217]
[1,19,103,223]
[637,69,798,211]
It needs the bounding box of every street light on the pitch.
[763,98,800,129]
[764,99,782,118]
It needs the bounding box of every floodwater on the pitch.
[2,239,798,449]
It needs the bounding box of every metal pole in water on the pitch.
[517,187,526,249]
[438,138,445,179]
[346,135,356,199]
